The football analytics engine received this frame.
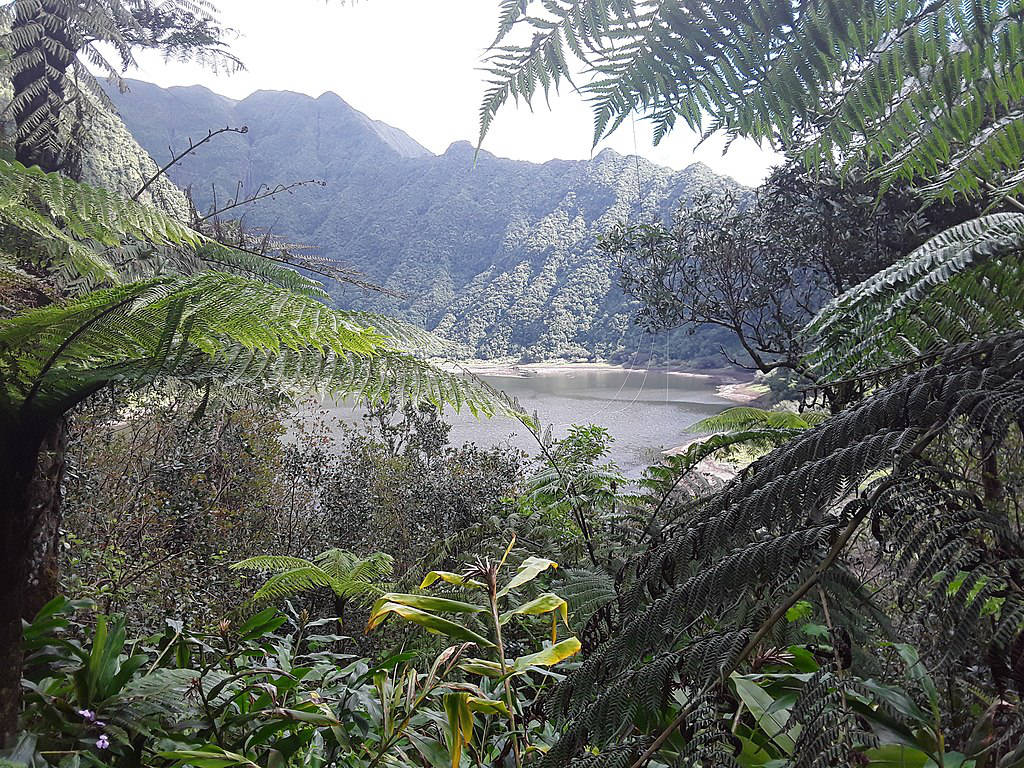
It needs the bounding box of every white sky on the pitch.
[126,0,782,186]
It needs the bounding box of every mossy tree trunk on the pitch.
[1,1,79,746]
[0,419,63,746]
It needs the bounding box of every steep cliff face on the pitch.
[107,79,743,363]
[1,76,188,218]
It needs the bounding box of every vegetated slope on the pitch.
[107,79,742,365]
[0,77,187,218]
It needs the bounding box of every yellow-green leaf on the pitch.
[421,571,485,590]
[443,692,475,768]
[497,556,558,597]
[459,658,504,678]
[372,593,485,615]
[499,592,569,626]
[366,602,494,647]
[467,696,509,715]
[513,637,581,669]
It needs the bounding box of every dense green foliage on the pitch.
[0,0,515,747]
[474,1,1024,766]
[59,391,526,634]
[103,79,741,366]
[5,0,1024,766]
[607,162,984,379]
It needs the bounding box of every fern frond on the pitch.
[249,567,337,604]
[538,332,1024,768]
[804,213,1024,381]
[556,567,616,627]
[232,549,395,606]
[481,0,1024,201]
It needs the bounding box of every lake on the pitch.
[321,366,744,477]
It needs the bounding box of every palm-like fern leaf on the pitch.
[231,549,395,605]
[691,407,825,434]
[538,332,1024,767]
[0,162,524,421]
[803,213,1024,381]
[0,159,329,299]
[482,0,1024,201]
[1,0,240,165]
[556,567,617,627]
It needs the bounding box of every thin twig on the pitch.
[133,126,248,202]
[197,179,325,223]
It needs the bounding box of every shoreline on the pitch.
[457,358,739,380]
[452,358,767,403]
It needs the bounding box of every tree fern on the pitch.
[803,213,1024,381]
[555,567,616,628]
[1,0,240,169]
[231,549,395,605]
[691,407,826,435]
[481,0,1024,202]
[0,162,523,422]
[535,332,1024,767]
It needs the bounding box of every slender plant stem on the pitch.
[133,126,247,202]
[488,588,522,768]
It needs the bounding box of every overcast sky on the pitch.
[126,0,781,186]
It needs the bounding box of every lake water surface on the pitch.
[322,367,737,476]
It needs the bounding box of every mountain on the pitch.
[105,79,742,365]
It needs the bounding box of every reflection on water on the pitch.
[321,367,735,477]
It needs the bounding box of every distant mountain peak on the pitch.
[107,79,744,364]
[108,79,431,161]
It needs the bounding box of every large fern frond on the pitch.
[231,549,395,605]
[0,272,523,421]
[537,332,1024,767]
[0,162,522,422]
[481,0,1024,201]
[803,213,1024,381]
[0,159,331,301]
[691,407,826,434]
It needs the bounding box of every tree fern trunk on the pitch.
[22,418,68,619]
[1,2,79,743]
[0,423,51,746]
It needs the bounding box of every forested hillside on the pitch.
[106,79,741,364]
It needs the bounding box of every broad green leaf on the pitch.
[466,696,509,715]
[405,731,451,768]
[373,593,485,615]
[513,637,581,669]
[459,658,504,678]
[785,600,813,623]
[265,708,341,726]
[861,745,931,768]
[499,593,569,626]
[856,678,933,725]
[497,556,558,597]
[784,645,820,673]
[158,749,260,768]
[366,602,494,647]
[887,642,940,720]
[443,693,474,768]
[421,571,485,590]
[730,673,797,754]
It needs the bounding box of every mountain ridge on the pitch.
[106,78,743,364]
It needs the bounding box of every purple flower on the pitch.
[94,721,106,728]
[77,709,96,722]
[95,734,109,750]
